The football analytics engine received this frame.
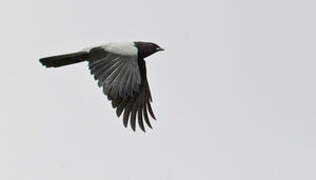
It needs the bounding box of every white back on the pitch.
[102,42,138,56]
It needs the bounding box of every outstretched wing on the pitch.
[87,44,156,131]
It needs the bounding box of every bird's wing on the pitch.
[88,45,141,99]
[87,45,156,131]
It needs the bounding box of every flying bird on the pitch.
[39,41,164,132]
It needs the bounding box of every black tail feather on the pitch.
[39,51,89,68]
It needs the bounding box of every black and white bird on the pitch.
[39,41,164,132]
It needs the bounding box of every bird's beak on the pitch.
[156,47,165,52]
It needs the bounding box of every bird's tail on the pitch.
[39,51,89,68]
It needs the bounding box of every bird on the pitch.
[39,41,164,132]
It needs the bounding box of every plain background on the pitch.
[0,0,315,179]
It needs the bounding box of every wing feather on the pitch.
[138,107,145,132]
[143,105,152,128]
[123,109,130,127]
[130,110,137,131]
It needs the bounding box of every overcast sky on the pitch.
[0,0,316,179]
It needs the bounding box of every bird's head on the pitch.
[134,41,164,58]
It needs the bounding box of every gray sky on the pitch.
[1,0,316,179]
